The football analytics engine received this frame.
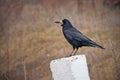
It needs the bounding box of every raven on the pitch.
[55,19,105,56]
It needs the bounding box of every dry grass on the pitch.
[0,0,120,80]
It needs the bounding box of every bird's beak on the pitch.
[54,21,62,25]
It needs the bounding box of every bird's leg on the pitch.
[69,47,75,56]
[72,47,78,56]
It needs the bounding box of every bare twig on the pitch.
[4,73,9,80]
[0,72,9,80]
[22,61,27,80]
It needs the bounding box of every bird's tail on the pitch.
[95,44,105,49]
[90,42,105,49]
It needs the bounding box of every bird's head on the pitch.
[55,19,73,28]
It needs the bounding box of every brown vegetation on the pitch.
[0,0,120,80]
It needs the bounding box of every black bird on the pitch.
[55,19,105,56]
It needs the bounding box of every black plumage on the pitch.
[55,19,105,56]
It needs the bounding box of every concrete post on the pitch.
[50,55,90,80]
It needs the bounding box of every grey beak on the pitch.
[55,21,62,25]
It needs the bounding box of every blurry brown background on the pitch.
[0,0,120,80]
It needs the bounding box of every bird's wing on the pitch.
[64,28,92,42]
[64,27,105,49]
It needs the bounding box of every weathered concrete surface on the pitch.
[50,55,90,80]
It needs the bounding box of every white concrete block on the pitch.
[50,55,90,80]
